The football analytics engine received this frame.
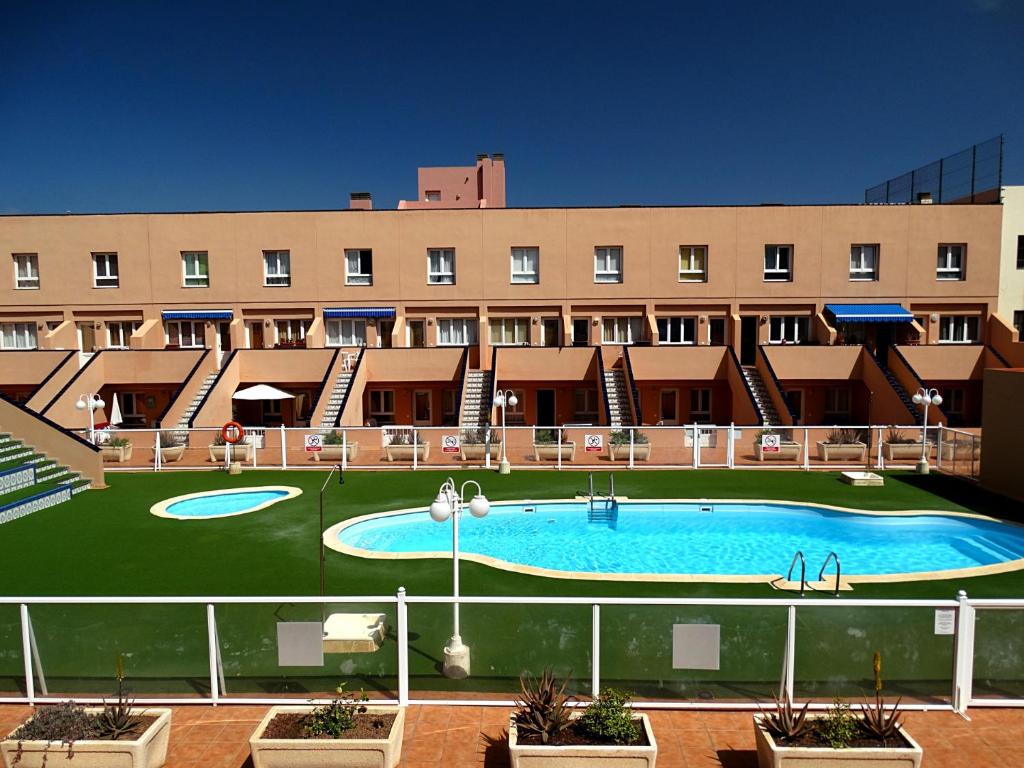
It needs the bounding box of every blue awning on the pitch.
[324,307,396,319]
[824,304,913,323]
[162,310,233,321]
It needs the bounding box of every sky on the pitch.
[1,0,1022,213]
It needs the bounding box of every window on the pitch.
[344,249,373,285]
[1017,235,1023,270]
[263,250,290,286]
[326,319,367,347]
[427,248,455,284]
[594,246,623,283]
[938,315,978,343]
[937,244,965,280]
[506,389,526,424]
[1014,310,1024,336]
[678,246,707,282]
[182,251,209,288]
[165,320,204,348]
[119,392,142,418]
[437,317,477,345]
[768,316,809,344]
[709,317,726,345]
[276,320,310,346]
[424,190,441,202]
[541,318,560,347]
[657,317,696,345]
[824,387,852,422]
[368,390,395,424]
[573,388,599,422]
[0,323,37,349]
[571,318,590,346]
[107,321,139,349]
[13,254,39,289]
[602,317,642,344]
[511,247,539,284]
[92,253,119,288]
[941,387,965,417]
[489,317,529,345]
[849,244,879,281]
[763,245,792,281]
[442,389,459,426]
[690,388,711,423]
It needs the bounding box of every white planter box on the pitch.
[608,443,651,461]
[753,715,922,768]
[939,441,980,461]
[755,442,802,461]
[1,707,171,768]
[460,442,501,460]
[208,443,254,463]
[882,442,930,461]
[384,444,429,462]
[152,445,185,463]
[311,444,359,462]
[533,443,576,462]
[249,705,405,768]
[101,444,133,463]
[815,442,867,462]
[509,712,657,768]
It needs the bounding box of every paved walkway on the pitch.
[1,704,1022,767]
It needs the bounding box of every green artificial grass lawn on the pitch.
[1,468,1022,701]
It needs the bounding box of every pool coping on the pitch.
[150,485,303,520]
[322,497,1024,585]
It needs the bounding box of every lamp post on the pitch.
[74,393,106,444]
[492,389,518,475]
[911,387,943,475]
[319,464,344,630]
[429,476,490,678]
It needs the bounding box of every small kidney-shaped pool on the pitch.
[325,500,1024,583]
[151,486,302,520]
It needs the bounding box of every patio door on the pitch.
[248,322,264,349]
[413,390,432,425]
[378,320,394,348]
[659,389,678,425]
[537,389,556,426]
[408,320,426,348]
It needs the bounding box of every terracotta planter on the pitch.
[208,443,254,462]
[882,442,930,461]
[249,705,405,768]
[608,442,651,461]
[460,442,501,460]
[754,442,802,461]
[533,442,576,462]
[101,444,133,463]
[508,712,657,767]
[1,707,171,768]
[753,714,922,768]
[152,444,185,463]
[384,443,429,462]
[815,441,867,462]
[311,443,359,461]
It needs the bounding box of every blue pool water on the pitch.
[165,490,288,518]
[337,502,1024,576]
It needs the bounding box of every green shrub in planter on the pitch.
[578,688,640,745]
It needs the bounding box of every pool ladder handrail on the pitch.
[818,551,841,596]
[786,551,807,596]
[584,473,616,512]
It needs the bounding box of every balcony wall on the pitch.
[0,350,75,404]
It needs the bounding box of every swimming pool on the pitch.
[326,500,1024,582]
[151,486,302,519]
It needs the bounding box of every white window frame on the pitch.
[0,322,37,350]
[763,245,792,282]
[678,246,707,282]
[275,319,310,344]
[824,387,851,419]
[594,246,623,284]
[424,190,441,202]
[437,317,477,346]
[690,388,712,423]
[119,392,142,418]
[165,320,204,348]
[344,249,373,286]
[602,317,641,344]
[768,316,809,344]
[938,315,978,344]
[13,254,39,290]
[181,251,209,288]
[540,317,560,347]
[573,388,599,422]
[326,318,367,347]
[489,317,529,346]
[657,316,696,345]
[849,244,878,281]
[427,248,456,285]
[107,321,139,349]
[92,253,119,288]
[263,250,291,287]
[937,245,965,281]
[510,247,539,284]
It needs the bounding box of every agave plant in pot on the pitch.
[508,668,657,767]
[815,428,867,462]
[208,431,254,462]
[100,436,133,463]
[881,428,930,462]
[151,431,186,463]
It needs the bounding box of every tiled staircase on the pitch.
[873,351,922,425]
[319,370,354,428]
[177,372,219,430]
[0,432,91,525]
[460,370,493,429]
[602,369,634,427]
[741,366,781,425]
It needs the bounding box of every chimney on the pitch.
[916,192,933,205]
[349,192,372,210]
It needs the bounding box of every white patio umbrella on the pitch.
[108,394,123,427]
[231,384,296,401]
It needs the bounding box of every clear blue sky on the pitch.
[2,0,1021,213]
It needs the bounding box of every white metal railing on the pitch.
[0,590,1015,712]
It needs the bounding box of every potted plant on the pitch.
[815,428,867,462]
[752,654,922,767]
[938,436,980,461]
[249,684,405,768]
[533,429,575,462]
[312,430,359,462]
[459,428,501,461]
[152,431,186,463]
[101,436,133,463]
[1,659,171,768]
[508,669,656,767]
[383,431,429,462]
[754,429,802,461]
[208,432,254,463]
[607,430,650,461]
[881,428,930,462]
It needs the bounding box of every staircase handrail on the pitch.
[156,349,212,428]
[334,347,366,428]
[307,347,342,429]
[453,346,470,426]
[621,346,643,426]
[595,346,613,426]
[728,346,764,426]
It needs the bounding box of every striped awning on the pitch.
[162,310,233,320]
[824,304,913,323]
[324,307,396,319]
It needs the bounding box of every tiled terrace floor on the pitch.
[1,704,1022,767]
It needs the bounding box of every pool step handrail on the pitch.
[786,551,807,596]
[818,551,841,596]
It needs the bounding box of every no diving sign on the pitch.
[304,434,323,453]
[585,434,603,453]
[441,434,461,454]
[760,433,781,453]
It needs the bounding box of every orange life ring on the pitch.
[221,422,244,444]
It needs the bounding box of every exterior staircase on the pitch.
[0,432,91,525]
[602,369,634,427]
[319,369,354,428]
[177,372,219,430]
[460,370,493,429]
[873,350,922,425]
[741,366,781,425]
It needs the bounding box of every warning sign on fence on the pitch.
[441,434,461,454]
[304,434,323,453]
[760,433,780,453]
[584,434,603,453]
